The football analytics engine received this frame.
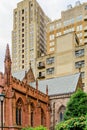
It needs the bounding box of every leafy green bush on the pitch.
[55,116,86,130]
[22,126,47,130]
[22,127,34,130]
[34,126,47,130]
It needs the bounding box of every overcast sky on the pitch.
[0,0,87,72]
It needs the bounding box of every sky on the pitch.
[0,0,87,72]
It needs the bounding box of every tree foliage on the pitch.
[64,89,87,120]
[55,116,86,130]
[55,89,87,130]
[22,126,47,130]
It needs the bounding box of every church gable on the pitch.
[23,63,35,83]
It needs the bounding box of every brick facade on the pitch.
[0,45,50,130]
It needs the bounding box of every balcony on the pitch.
[75,49,84,57]
[75,60,85,69]
[84,16,87,21]
[37,62,45,69]
[84,32,87,38]
[84,26,87,31]
[37,73,45,79]
[84,39,87,44]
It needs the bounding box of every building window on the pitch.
[38,71,45,78]
[46,57,54,64]
[75,60,85,69]
[22,50,24,53]
[77,33,82,38]
[53,102,55,128]
[50,42,54,47]
[76,25,82,31]
[22,60,24,63]
[82,83,85,88]
[30,103,34,127]
[22,34,24,37]
[80,39,82,44]
[16,108,21,125]
[46,67,54,75]
[50,47,54,52]
[75,49,84,57]
[22,44,24,48]
[58,106,66,122]
[16,98,23,125]
[22,39,24,42]
[49,24,54,31]
[63,28,74,34]
[81,72,85,79]
[56,32,61,36]
[22,23,24,27]
[41,108,45,126]
[22,17,24,21]
[22,28,24,32]
[60,112,64,122]
[22,55,24,58]
[49,34,54,41]
[63,18,74,26]
[22,65,24,69]
[22,9,24,14]
[56,22,61,29]
[85,5,87,10]
[76,15,82,21]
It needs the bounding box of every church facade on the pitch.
[0,45,50,130]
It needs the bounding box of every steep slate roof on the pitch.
[30,73,80,96]
[13,71,80,96]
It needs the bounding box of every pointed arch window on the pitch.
[41,108,46,126]
[16,98,23,125]
[60,112,64,122]
[58,105,66,122]
[30,103,34,127]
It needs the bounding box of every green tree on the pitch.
[64,89,87,120]
[55,89,87,130]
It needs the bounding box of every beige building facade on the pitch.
[47,1,87,54]
[12,0,50,74]
[46,1,87,91]
[36,32,87,90]
[36,33,76,79]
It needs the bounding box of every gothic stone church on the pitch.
[0,45,82,130]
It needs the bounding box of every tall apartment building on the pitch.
[12,0,50,75]
[46,1,87,91]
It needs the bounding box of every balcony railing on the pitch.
[84,26,87,31]
[84,39,87,44]
[37,62,45,69]
[37,73,45,79]
[84,16,87,21]
[84,32,87,38]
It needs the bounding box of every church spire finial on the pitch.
[4,44,12,86]
[5,44,11,62]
